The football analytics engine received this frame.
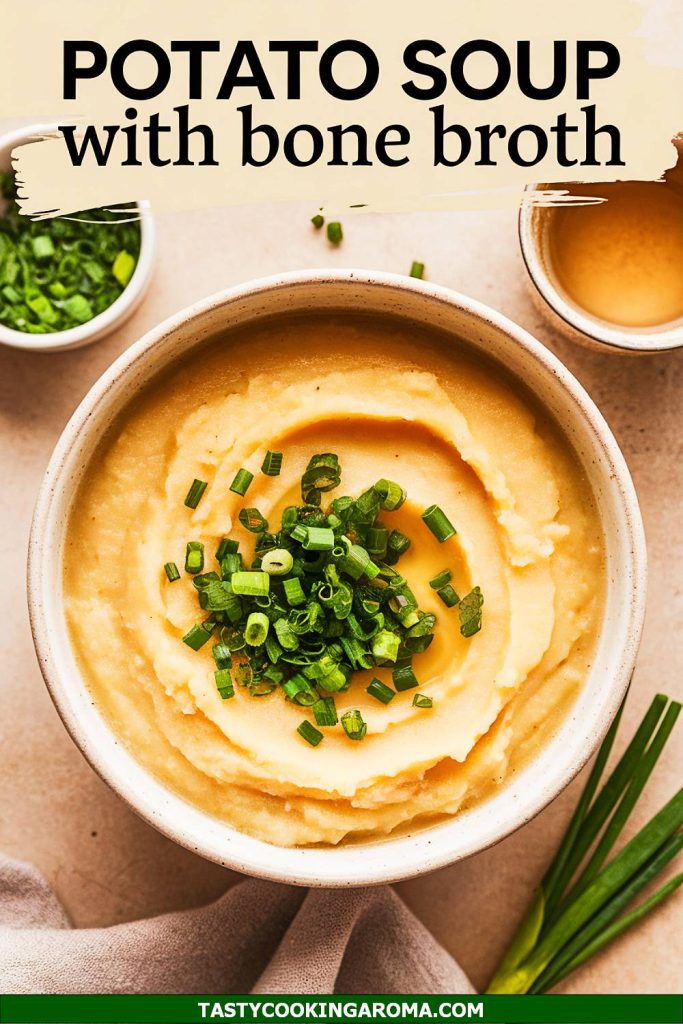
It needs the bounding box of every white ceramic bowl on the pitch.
[27,271,646,886]
[0,124,155,353]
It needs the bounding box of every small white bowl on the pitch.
[519,187,683,354]
[0,124,155,353]
[27,271,646,886]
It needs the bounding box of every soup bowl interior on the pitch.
[27,270,646,886]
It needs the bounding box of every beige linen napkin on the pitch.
[0,855,474,994]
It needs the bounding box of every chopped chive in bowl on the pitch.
[0,171,141,336]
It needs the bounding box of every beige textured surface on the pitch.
[1,125,681,992]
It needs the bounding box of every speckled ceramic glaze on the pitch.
[27,271,647,886]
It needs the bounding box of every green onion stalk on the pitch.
[486,691,682,994]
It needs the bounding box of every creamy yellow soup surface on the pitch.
[64,315,604,846]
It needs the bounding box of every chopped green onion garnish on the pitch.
[297,720,323,746]
[182,623,213,651]
[429,569,452,590]
[244,611,269,646]
[280,507,298,534]
[299,526,335,551]
[193,571,220,591]
[212,643,233,669]
[221,626,247,652]
[216,538,239,559]
[341,709,367,741]
[364,560,381,581]
[459,586,484,637]
[283,673,317,705]
[367,678,396,704]
[301,453,341,505]
[421,504,457,543]
[386,529,411,564]
[229,468,253,496]
[371,629,401,663]
[231,571,270,597]
[327,221,343,244]
[239,507,268,533]
[312,696,338,726]
[311,213,324,230]
[389,585,418,620]
[407,613,436,638]
[184,478,208,509]
[283,577,306,606]
[365,525,388,556]
[409,261,425,279]
[401,610,420,629]
[185,541,204,575]
[261,548,294,575]
[352,486,381,524]
[263,655,284,678]
[437,583,460,608]
[164,562,180,582]
[340,543,371,580]
[274,617,300,650]
[173,449,469,739]
[220,552,242,577]
[200,581,242,619]
[359,594,381,616]
[403,634,433,655]
[303,654,339,681]
[261,450,283,476]
[413,693,433,708]
[393,665,419,691]
[375,478,407,510]
[214,668,235,699]
[317,664,350,692]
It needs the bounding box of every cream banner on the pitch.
[1,0,682,217]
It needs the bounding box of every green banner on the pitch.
[0,994,681,1024]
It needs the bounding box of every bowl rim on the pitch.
[27,269,647,886]
[518,189,683,354]
[0,122,156,353]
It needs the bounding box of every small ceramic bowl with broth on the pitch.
[519,144,683,354]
